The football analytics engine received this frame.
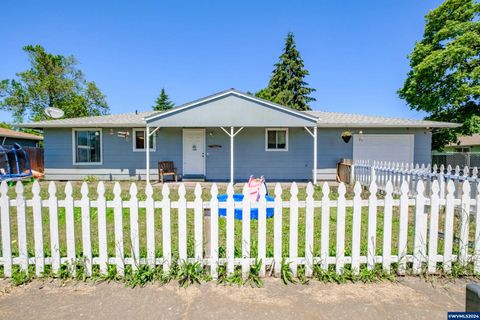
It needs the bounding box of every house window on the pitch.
[133,129,155,151]
[73,129,102,164]
[455,147,470,153]
[266,128,288,151]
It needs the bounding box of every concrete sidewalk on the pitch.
[0,277,468,319]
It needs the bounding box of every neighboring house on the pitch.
[443,134,480,152]
[0,127,43,147]
[21,89,458,182]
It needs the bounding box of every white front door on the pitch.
[183,129,205,176]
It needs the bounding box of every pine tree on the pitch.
[153,88,174,111]
[256,32,316,111]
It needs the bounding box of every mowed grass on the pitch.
[2,180,471,262]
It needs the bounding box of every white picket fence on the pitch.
[0,178,479,279]
[353,160,480,198]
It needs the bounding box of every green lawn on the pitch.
[1,180,468,263]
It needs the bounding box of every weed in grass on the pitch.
[296,265,309,285]
[176,261,205,287]
[124,265,158,288]
[217,266,243,286]
[280,259,296,285]
[11,267,32,286]
[244,259,263,288]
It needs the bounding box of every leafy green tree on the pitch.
[0,45,109,122]
[153,88,174,111]
[398,0,480,150]
[256,32,316,111]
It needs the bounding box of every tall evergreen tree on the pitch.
[256,32,316,111]
[153,88,174,111]
[398,0,480,150]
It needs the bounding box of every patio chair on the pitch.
[158,161,178,183]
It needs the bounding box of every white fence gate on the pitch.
[0,179,479,279]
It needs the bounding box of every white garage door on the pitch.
[353,134,414,164]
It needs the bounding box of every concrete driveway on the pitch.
[0,277,469,320]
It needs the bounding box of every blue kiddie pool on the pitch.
[217,193,275,220]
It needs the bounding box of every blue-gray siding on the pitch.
[43,127,431,180]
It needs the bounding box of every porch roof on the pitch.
[144,89,318,127]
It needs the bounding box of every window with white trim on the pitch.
[266,128,288,151]
[74,129,102,164]
[133,129,155,151]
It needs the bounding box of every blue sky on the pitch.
[0,0,443,122]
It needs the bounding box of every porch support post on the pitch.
[230,126,234,184]
[146,125,150,183]
[313,126,317,185]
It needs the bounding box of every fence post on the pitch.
[475,182,480,273]
[32,181,44,277]
[413,180,427,275]
[351,182,362,274]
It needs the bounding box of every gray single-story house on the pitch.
[21,89,457,183]
[0,127,43,147]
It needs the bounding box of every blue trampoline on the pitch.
[217,193,275,220]
[0,143,32,182]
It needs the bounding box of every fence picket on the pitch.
[273,183,282,277]
[258,183,267,277]
[443,180,455,273]
[145,183,155,267]
[428,180,440,273]
[113,182,124,276]
[289,182,299,275]
[48,182,60,274]
[97,182,108,274]
[321,182,330,271]
[194,183,203,262]
[129,183,140,271]
[32,181,44,276]
[459,180,471,266]
[162,184,171,271]
[367,180,378,270]
[80,182,92,276]
[210,184,219,279]
[226,183,235,274]
[242,184,251,277]
[16,182,28,272]
[351,182,362,274]
[336,182,346,274]
[65,182,76,274]
[0,181,11,277]
[413,180,427,274]
[178,183,187,263]
[305,182,314,277]
[382,181,393,272]
[475,183,480,273]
